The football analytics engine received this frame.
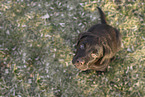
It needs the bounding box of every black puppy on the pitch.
[72,7,121,71]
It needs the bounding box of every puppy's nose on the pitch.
[76,58,85,65]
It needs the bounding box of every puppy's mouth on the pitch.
[73,57,99,71]
[74,63,88,71]
[73,59,88,71]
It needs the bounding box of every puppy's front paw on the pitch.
[81,70,91,74]
[96,69,107,75]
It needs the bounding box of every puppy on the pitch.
[72,7,121,71]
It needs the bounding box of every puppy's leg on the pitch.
[95,59,110,75]
[82,70,91,74]
[110,56,116,62]
[96,70,107,75]
[93,59,110,71]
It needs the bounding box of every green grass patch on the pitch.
[0,0,145,96]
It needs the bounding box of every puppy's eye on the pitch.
[80,44,85,49]
[93,50,98,54]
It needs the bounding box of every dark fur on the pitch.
[72,7,121,71]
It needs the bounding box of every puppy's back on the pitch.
[88,7,121,56]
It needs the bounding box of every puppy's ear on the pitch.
[78,32,95,40]
[76,32,90,46]
[77,32,97,46]
[76,33,83,46]
[78,33,83,40]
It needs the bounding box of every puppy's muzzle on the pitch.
[72,57,85,66]
[76,58,85,65]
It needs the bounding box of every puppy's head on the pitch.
[72,32,103,71]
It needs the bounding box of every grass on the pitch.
[0,0,145,96]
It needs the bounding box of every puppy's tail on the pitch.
[97,7,107,24]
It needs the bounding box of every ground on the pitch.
[0,0,145,96]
